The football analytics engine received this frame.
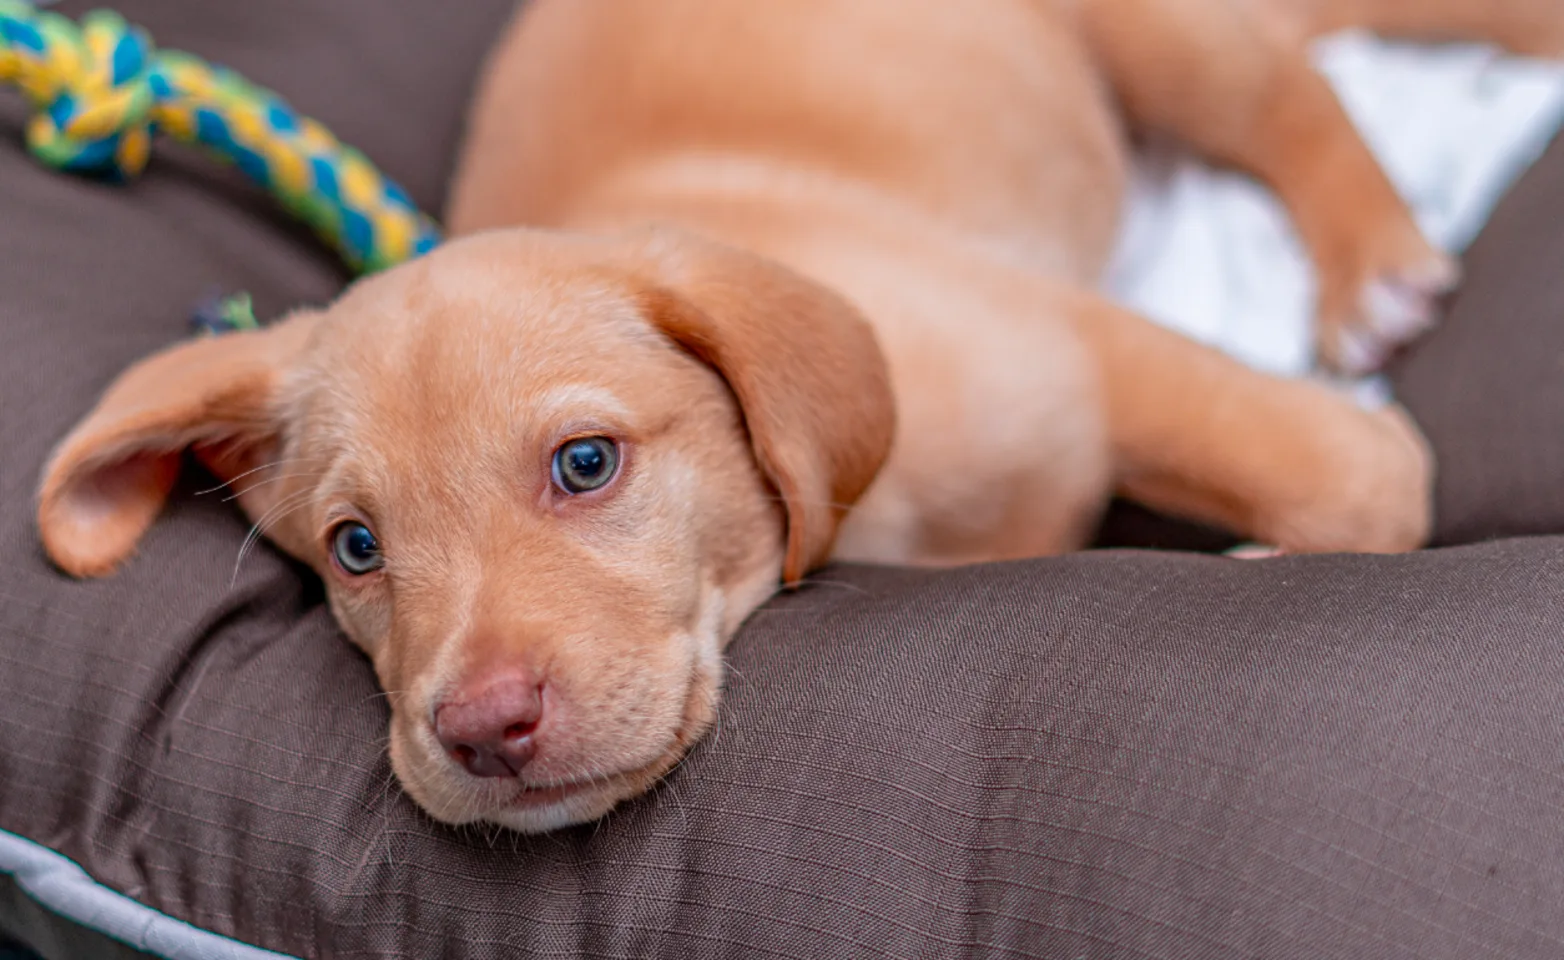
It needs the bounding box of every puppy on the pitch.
[37,0,1562,831]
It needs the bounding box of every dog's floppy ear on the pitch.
[624,230,896,584]
[37,310,321,578]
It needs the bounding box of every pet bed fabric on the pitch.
[5,1,1564,958]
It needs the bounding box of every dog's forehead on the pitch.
[310,239,672,388]
[292,236,691,478]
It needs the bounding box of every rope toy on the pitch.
[0,0,441,287]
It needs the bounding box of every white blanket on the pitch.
[1104,32,1564,401]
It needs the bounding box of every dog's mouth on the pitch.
[394,636,724,832]
[464,659,719,830]
[499,755,670,812]
[504,779,592,809]
[468,734,693,831]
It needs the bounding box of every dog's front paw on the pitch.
[1260,404,1434,555]
[1317,244,1460,376]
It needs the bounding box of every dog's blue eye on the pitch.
[552,437,618,494]
[331,521,383,575]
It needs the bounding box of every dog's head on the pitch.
[36,228,894,831]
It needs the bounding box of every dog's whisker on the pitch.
[228,488,317,586]
[357,688,411,709]
[237,486,313,543]
[220,469,328,503]
[193,457,326,496]
[232,500,308,573]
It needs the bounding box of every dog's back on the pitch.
[443,0,1484,565]
[446,0,1129,284]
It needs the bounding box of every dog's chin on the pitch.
[391,662,721,833]
[481,742,695,833]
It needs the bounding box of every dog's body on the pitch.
[37,0,1563,830]
[450,0,1564,565]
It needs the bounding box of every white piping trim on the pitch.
[0,829,298,960]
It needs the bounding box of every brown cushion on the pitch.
[10,518,1564,958]
[6,3,1564,958]
[1391,129,1564,545]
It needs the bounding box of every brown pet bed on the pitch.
[4,2,1564,957]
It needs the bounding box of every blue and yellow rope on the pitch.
[0,0,441,275]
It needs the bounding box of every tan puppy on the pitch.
[37,0,1562,831]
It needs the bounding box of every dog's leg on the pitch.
[1063,287,1433,552]
[1079,0,1459,374]
[1287,0,1564,56]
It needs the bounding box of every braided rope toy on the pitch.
[0,0,441,288]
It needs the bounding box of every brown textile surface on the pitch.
[1391,130,1564,545]
[4,1,1564,957]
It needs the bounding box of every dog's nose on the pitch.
[433,672,545,778]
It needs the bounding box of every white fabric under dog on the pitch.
[1104,31,1564,399]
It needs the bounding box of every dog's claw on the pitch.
[1319,252,1459,375]
[1226,543,1285,560]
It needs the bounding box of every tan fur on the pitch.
[37,0,1561,829]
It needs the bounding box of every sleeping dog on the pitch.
[37,0,1562,831]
